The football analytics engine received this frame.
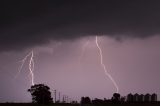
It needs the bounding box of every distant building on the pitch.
[127,93,133,102]
[144,94,151,102]
[151,93,157,102]
[126,93,157,103]
[133,93,139,102]
[138,94,144,102]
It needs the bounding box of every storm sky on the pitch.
[1,0,160,102]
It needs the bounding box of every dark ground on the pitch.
[0,103,79,106]
[1,103,160,106]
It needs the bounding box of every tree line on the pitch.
[28,84,158,105]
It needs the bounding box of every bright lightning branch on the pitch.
[95,36,119,93]
[15,50,35,85]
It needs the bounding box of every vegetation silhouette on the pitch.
[111,93,121,103]
[28,84,53,104]
[81,97,91,104]
[1,83,159,106]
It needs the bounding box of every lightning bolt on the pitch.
[95,36,119,93]
[29,51,34,85]
[15,50,35,85]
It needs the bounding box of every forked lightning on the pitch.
[15,50,35,85]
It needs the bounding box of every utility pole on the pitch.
[66,95,68,103]
[69,98,71,103]
[63,95,65,103]
[59,92,61,102]
[54,90,56,103]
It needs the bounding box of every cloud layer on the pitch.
[1,0,160,51]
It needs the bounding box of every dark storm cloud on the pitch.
[1,0,160,51]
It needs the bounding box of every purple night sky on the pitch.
[1,0,160,102]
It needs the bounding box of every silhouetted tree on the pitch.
[85,97,91,104]
[81,97,85,104]
[81,97,91,104]
[112,93,121,103]
[92,98,104,104]
[28,84,53,104]
[120,96,125,102]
